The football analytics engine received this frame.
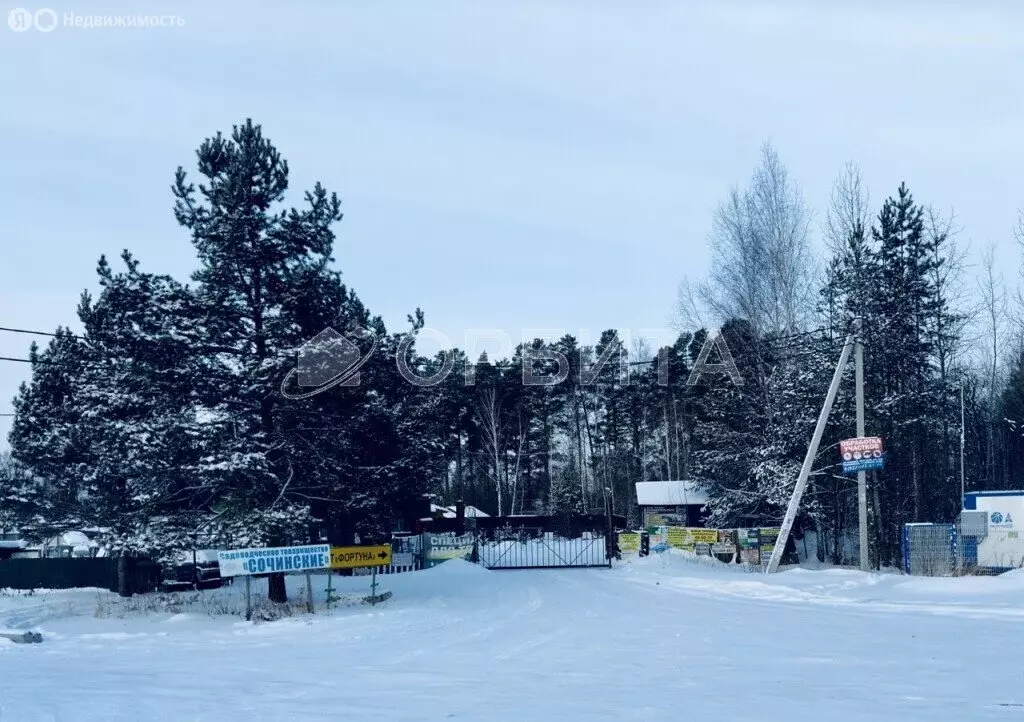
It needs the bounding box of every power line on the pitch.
[0,321,847,345]
[0,326,81,339]
[0,319,850,404]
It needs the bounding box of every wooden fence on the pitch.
[0,558,161,593]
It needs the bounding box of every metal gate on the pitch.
[902,523,955,576]
[475,528,611,570]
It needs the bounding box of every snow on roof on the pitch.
[429,504,491,518]
[173,549,220,564]
[55,531,97,548]
[449,505,489,518]
[0,540,27,549]
[635,480,708,507]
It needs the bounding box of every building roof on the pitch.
[635,480,708,507]
[428,504,491,519]
[457,505,489,518]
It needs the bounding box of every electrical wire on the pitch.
[0,326,82,339]
[0,320,854,420]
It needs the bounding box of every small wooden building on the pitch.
[635,480,709,528]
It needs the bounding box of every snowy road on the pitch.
[2,556,1024,721]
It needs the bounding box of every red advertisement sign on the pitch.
[840,436,883,460]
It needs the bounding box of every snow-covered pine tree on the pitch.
[70,253,220,578]
[1000,352,1024,483]
[865,184,939,559]
[549,461,585,516]
[172,119,346,603]
[9,329,90,539]
[0,452,39,537]
[590,330,631,522]
[688,321,774,527]
[517,338,570,513]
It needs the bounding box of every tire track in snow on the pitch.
[1,598,86,631]
[383,580,544,666]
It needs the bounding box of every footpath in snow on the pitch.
[2,553,1024,721]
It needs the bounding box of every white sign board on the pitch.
[217,544,331,577]
[968,493,1024,569]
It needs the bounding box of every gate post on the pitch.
[604,490,615,565]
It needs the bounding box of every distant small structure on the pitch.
[635,480,709,528]
[0,531,28,561]
[424,503,490,521]
[0,528,107,560]
[961,490,1024,571]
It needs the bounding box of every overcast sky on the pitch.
[2,0,1022,448]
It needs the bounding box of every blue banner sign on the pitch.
[842,457,884,473]
[217,544,331,577]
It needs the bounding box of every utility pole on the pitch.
[855,317,869,572]
[767,332,856,574]
[960,383,966,509]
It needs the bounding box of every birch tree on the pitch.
[686,142,815,335]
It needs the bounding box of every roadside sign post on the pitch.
[218,544,331,577]
[330,544,393,605]
[840,433,884,572]
[854,317,869,573]
[840,436,885,475]
[305,571,314,614]
[217,544,332,619]
[767,332,855,574]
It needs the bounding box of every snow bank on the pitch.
[420,558,490,577]
[5,557,1024,720]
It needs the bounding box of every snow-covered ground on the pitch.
[2,554,1024,721]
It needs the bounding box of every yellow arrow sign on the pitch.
[330,545,392,569]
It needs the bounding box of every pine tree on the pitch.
[869,183,937,550]
[72,253,224,566]
[1000,350,1024,484]
[689,321,773,526]
[0,452,38,536]
[172,119,345,602]
[9,329,90,538]
[813,183,969,564]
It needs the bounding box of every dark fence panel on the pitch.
[0,558,161,593]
